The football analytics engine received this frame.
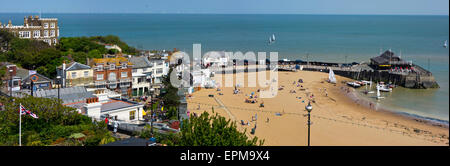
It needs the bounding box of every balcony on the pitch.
[108,81,117,89]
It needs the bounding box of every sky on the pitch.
[0,0,448,15]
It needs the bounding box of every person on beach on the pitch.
[266,117,270,123]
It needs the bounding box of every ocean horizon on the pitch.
[1,13,448,122]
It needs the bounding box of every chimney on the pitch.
[62,61,66,88]
[6,65,17,77]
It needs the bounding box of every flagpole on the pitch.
[19,103,21,146]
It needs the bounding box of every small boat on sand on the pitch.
[347,81,361,88]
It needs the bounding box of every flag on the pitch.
[19,104,39,119]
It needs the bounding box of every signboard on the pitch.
[30,74,39,82]
[29,70,37,76]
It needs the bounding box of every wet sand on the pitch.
[186,70,449,146]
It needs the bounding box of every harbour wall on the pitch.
[301,67,439,89]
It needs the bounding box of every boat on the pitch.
[378,84,392,92]
[268,34,276,44]
[376,83,384,100]
[444,40,448,48]
[347,81,361,88]
[328,68,337,84]
[360,80,371,85]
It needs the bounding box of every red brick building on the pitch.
[90,56,133,97]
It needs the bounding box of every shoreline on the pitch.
[342,86,449,128]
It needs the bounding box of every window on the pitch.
[129,111,136,120]
[97,74,104,80]
[143,68,147,72]
[18,31,30,38]
[53,38,57,44]
[33,31,40,38]
[71,72,77,79]
[44,30,48,37]
[84,71,89,77]
[132,69,137,73]
[50,30,55,37]
[156,68,163,74]
[122,63,127,69]
[50,23,55,28]
[109,72,116,81]
[97,65,103,71]
[110,64,115,70]
[44,23,48,29]
[121,72,128,78]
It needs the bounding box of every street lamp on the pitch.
[9,69,13,97]
[56,76,61,102]
[305,101,313,147]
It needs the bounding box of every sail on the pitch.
[328,69,336,83]
[377,83,380,98]
[272,34,276,41]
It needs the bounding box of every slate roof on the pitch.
[57,62,91,71]
[129,56,152,69]
[35,86,96,104]
[100,98,141,112]
[370,50,402,65]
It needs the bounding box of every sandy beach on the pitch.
[186,70,449,146]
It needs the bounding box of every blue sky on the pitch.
[0,0,448,15]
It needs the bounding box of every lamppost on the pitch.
[56,76,61,102]
[305,101,313,147]
[9,69,13,97]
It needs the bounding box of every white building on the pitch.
[129,56,153,97]
[148,58,169,84]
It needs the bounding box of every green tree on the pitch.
[0,96,113,146]
[179,111,264,146]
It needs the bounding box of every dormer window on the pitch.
[110,64,115,70]
[97,65,103,71]
[122,63,127,69]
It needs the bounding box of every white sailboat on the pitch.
[328,68,336,84]
[376,83,384,100]
[268,34,276,44]
[444,40,448,48]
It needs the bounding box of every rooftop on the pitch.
[92,56,132,66]
[100,98,140,112]
[129,56,153,69]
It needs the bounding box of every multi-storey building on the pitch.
[129,56,153,97]
[0,15,59,46]
[56,62,94,88]
[90,56,133,97]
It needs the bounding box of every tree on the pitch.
[0,96,113,146]
[179,111,264,146]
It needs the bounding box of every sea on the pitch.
[1,13,448,123]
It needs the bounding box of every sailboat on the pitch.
[328,68,336,84]
[376,83,384,100]
[444,40,448,48]
[268,34,276,44]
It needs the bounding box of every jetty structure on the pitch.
[204,50,438,89]
[281,50,439,89]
